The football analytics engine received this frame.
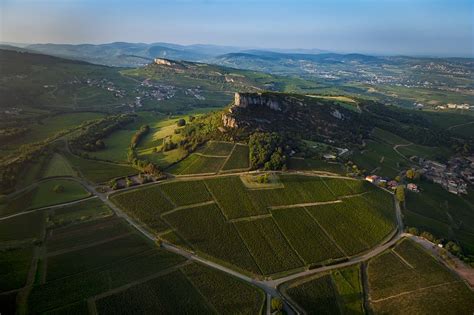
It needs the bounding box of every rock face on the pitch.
[154,58,173,66]
[234,92,281,111]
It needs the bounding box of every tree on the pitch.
[445,241,462,256]
[406,169,415,179]
[406,227,419,235]
[271,298,283,312]
[95,139,105,150]
[53,184,64,193]
[420,231,435,242]
[395,185,405,203]
[395,175,401,182]
[177,118,186,127]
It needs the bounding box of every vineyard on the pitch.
[201,141,235,156]
[0,211,45,242]
[109,173,397,276]
[221,144,250,170]
[0,246,34,292]
[368,239,474,314]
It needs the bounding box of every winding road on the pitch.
[0,169,439,314]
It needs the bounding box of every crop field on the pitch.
[372,127,411,145]
[110,185,174,232]
[368,239,474,313]
[166,153,200,174]
[0,292,17,315]
[29,179,90,209]
[205,176,266,219]
[200,141,235,156]
[0,211,45,242]
[42,153,76,178]
[163,203,260,274]
[178,155,226,175]
[15,155,49,191]
[95,270,213,314]
[46,233,151,281]
[0,188,36,217]
[159,180,212,206]
[405,180,474,255]
[234,218,304,275]
[286,274,341,314]
[28,249,185,313]
[272,207,344,264]
[181,263,265,314]
[248,175,336,210]
[285,265,364,314]
[85,129,135,163]
[64,151,137,183]
[307,195,395,256]
[0,246,34,292]
[321,177,360,197]
[332,265,365,314]
[8,112,104,148]
[351,140,407,178]
[48,198,113,228]
[221,144,249,170]
[46,217,130,252]
[397,143,452,160]
[287,158,344,174]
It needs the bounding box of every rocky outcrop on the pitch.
[234,93,281,111]
[154,58,173,66]
[222,113,238,128]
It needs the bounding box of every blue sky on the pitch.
[1,0,472,56]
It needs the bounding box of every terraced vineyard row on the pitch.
[111,174,397,276]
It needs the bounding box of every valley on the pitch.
[1,46,473,315]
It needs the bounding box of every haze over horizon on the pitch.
[1,0,473,57]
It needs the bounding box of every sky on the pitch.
[1,0,473,57]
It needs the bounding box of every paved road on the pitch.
[4,171,407,315]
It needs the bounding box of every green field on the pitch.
[200,141,235,156]
[397,143,452,160]
[285,264,364,314]
[181,263,265,314]
[0,211,45,242]
[46,217,130,252]
[0,246,34,292]
[368,239,474,314]
[351,140,407,178]
[110,185,174,232]
[205,176,266,219]
[0,188,36,216]
[307,194,395,256]
[235,218,304,275]
[163,203,261,274]
[272,207,344,264]
[172,154,226,175]
[48,198,113,228]
[42,153,76,178]
[28,249,185,313]
[372,127,411,145]
[405,180,474,255]
[221,144,250,170]
[64,151,137,183]
[287,158,344,174]
[29,179,90,209]
[46,233,150,281]
[159,180,212,206]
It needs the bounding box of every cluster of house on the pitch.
[435,103,471,110]
[418,157,473,195]
[84,78,128,98]
[139,79,176,101]
[184,88,205,100]
[365,174,419,192]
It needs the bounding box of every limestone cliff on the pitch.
[154,58,174,66]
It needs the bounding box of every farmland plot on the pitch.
[205,176,265,219]
[29,179,90,209]
[163,203,260,274]
[221,144,250,170]
[307,196,395,256]
[0,211,45,242]
[110,185,173,232]
[272,207,344,264]
[46,217,131,252]
[286,274,341,314]
[321,177,358,197]
[234,218,303,275]
[201,141,235,156]
[95,270,213,314]
[179,155,226,175]
[46,233,150,281]
[159,180,212,206]
[48,198,113,228]
[368,239,474,313]
[0,246,34,292]
[42,153,76,178]
[182,263,265,314]
[28,249,185,313]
